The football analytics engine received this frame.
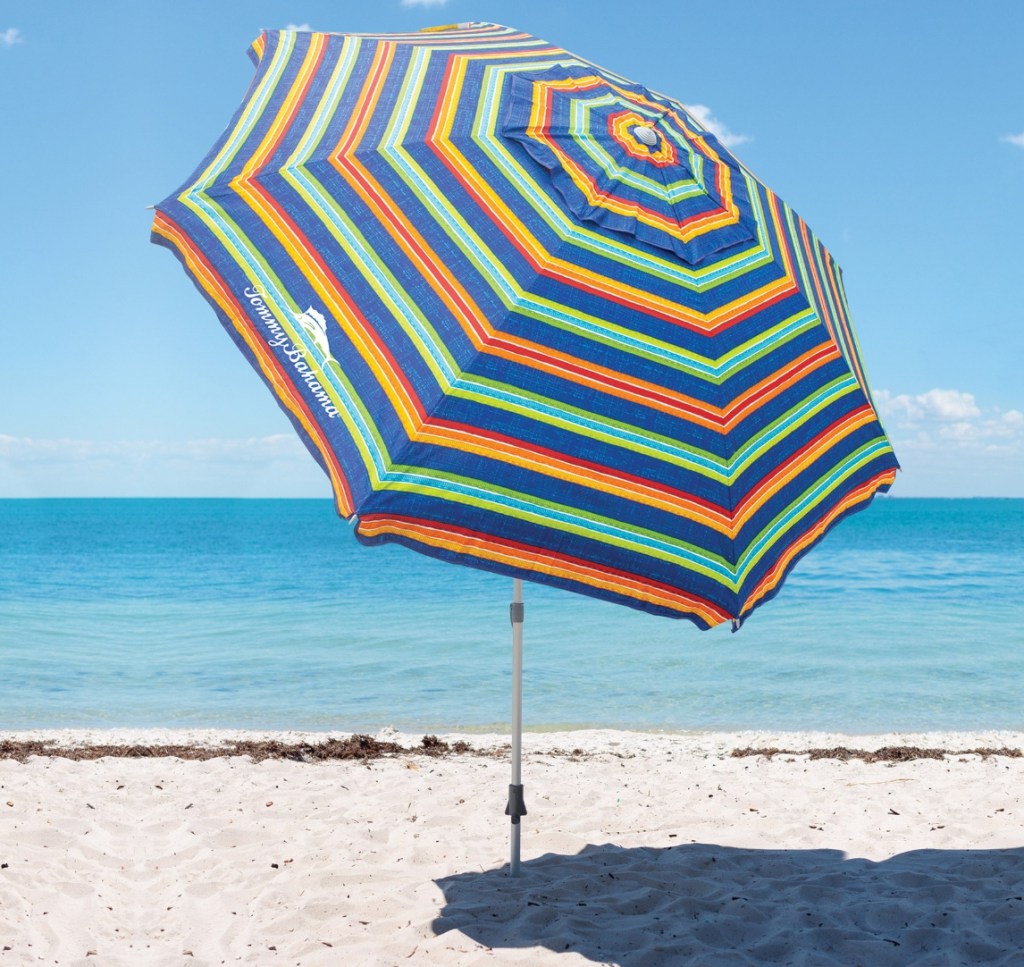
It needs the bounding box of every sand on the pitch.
[1,728,1023,966]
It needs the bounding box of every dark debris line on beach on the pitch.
[731,746,1024,763]
[0,734,490,764]
[2,736,1023,764]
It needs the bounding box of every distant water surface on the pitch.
[0,498,1021,733]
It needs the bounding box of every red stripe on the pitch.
[742,467,896,616]
[430,417,726,515]
[153,213,354,515]
[428,69,801,334]
[799,216,839,349]
[334,45,491,344]
[240,175,427,424]
[358,512,731,623]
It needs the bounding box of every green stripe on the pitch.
[736,437,897,579]
[375,470,737,584]
[186,33,296,194]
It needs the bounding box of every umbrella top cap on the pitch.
[503,67,759,264]
[632,125,660,147]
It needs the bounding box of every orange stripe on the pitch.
[357,514,730,626]
[724,344,840,430]
[152,213,354,517]
[230,45,813,436]
[821,250,868,395]
[432,54,800,333]
[799,217,839,350]
[235,34,327,179]
[420,420,734,530]
[741,468,896,617]
[250,33,267,63]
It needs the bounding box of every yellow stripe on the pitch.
[435,55,796,331]
[152,216,354,516]
[357,516,728,626]
[741,469,896,617]
[234,34,328,179]
[527,75,742,241]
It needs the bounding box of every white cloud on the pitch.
[1001,132,1024,148]
[875,388,1023,446]
[286,23,312,31]
[684,104,751,149]
[400,0,450,7]
[876,388,980,424]
[1,27,22,47]
[871,388,1024,495]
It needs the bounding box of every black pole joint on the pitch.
[505,783,527,824]
[510,602,524,624]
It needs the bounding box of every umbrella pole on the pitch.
[506,577,527,876]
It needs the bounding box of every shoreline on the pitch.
[2,728,1023,964]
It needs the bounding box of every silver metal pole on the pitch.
[507,578,526,876]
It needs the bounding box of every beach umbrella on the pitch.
[151,22,898,875]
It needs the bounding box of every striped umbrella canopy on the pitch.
[152,21,897,629]
[152,21,898,870]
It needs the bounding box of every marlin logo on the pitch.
[295,306,334,361]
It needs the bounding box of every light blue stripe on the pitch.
[477,61,774,287]
[289,169,461,384]
[727,377,861,473]
[566,94,706,201]
[376,469,738,581]
[736,438,895,578]
[378,58,785,380]
[189,33,295,192]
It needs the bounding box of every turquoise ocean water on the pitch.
[0,498,1021,734]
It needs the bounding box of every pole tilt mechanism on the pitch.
[505,783,527,824]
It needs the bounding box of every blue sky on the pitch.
[1,0,1022,498]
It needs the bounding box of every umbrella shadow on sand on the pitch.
[433,842,1024,965]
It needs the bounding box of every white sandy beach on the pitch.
[1,728,1023,966]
